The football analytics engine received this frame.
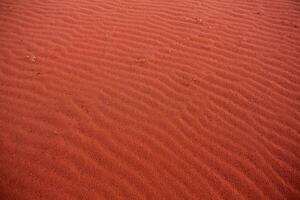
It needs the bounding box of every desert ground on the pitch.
[0,0,300,199]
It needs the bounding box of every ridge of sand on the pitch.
[0,0,300,199]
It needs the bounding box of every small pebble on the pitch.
[26,55,37,63]
[195,18,203,24]
[135,58,147,64]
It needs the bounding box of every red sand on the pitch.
[1,0,300,199]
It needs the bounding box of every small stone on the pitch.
[195,18,203,23]
[183,17,190,21]
[135,58,147,64]
[27,55,37,63]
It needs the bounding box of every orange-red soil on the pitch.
[1,0,300,199]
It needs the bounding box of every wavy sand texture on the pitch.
[0,0,300,199]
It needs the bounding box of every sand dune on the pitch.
[1,0,300,199]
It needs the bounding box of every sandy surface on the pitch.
[1,0,300,199]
